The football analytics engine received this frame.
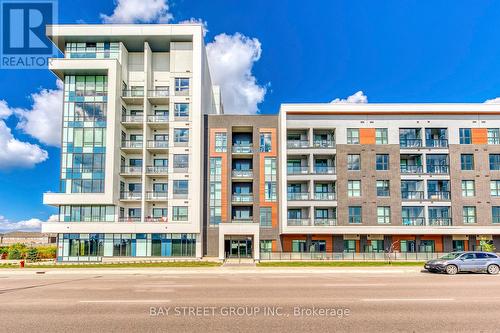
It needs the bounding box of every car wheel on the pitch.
[487,264,500,275]
[445,265,458,275]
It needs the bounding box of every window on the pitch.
[174,78,189,95]
[376,154,389,171]
[348,206,362,224]
[292,240,307,252]
[375,128,388,144]
[260,207,272,228]
[459,128,472,144]
[347,128,359,144]
[173,154,189,171]
[377,206,391,224]
[463,206,476,224]
[214,132,227,152]
[260,240,272,253]
[376,180,390,197]
[264,158,277,201]
[174,103,189,118]
[344,240,356,253]
[348,180,361,197]
[152,208,167,218]
[172,207,188,221]
[490,154,500,170]
[209,158,222,225]
[461,180,475,197]
[491,180,500,197]
[461,154,474,171]
[347,154,361,171]
[260,133,272,152]
[173,180,188,198]
[488,129,500,144]
[174,128,189,144]
[59,205,115,222]
[492,207,500,224]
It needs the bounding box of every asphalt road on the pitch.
[1,267,500,332]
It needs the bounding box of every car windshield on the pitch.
[439,253,462,260]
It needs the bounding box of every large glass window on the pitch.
[461,154,474,171]
[377,206,391,224]
[174,129,189,145]
[260,240,273,253]
[348,180,361,197]
[173,154,189,171]
[260,207,272,228]
[459,128,472,144]
[59,205,115,222]
[65,42,119,59]
[215,132,227,152]
[209,158,222,225]
[260,133,272,152]
[174,103,189,118]
[347,154,361,171]
[492,207,500,224]
[375,128,388,144]
[348,206,362,224]
[488,129,500,144]
[490,154,500,170]
[376,180,390,197]
[376,154,389,171]
[264,158,277,202]
[172,207,188,221]
[491,180,500,197]
[347,129,359,144]
[174,78,190,95]
[463,206,477,224]
[173,180,189,198]
[461,180,475,197]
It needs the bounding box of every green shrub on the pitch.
[37,245,57,259]
[7,248,22,260]
[26,248,39,262]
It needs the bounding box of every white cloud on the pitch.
[101,0,173,24]
[0,121,48,169]
[179,18,209,37]
[0,214,57,233]
[0,100,12,119]
[331,91,368,104]
[15,80,63,147]
[484,97,500,104]
[206,33,267,114]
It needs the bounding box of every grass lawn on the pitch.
[0,261,221,269]
[257,261,425,267]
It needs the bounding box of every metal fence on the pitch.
[259,252,453,261]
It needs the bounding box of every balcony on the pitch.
[231,218,254,223]
[400,165,423,174]
[313,219,337,226]
[287,140,309,149]
[146,166,168,174]
[232,194,254,203]
[147,89,169,104]
[314,192,336,200]
[401,191,425,200]
[121,115,143,127]
[147,114,169,125]
[121,140,143,152]
[120,166,142,176]
[145,216,168,222]
[426,139,448,148]
[313,166,336,175]
[400,138,423,148]
[427,165,449,174]
[287,218,311,226]
[232,170,254,179]
[287,192,309,201]
[402,218,426,226]
[120,191,142,201]
[428,191,451,200]
[147,140,169,152]
[312,140,335,149]
[232,144,253,154]
[146,191,168,200]
[117,217,141,222]
[428,218,452,226]
[122,90,144,105]
[287,166,309,175]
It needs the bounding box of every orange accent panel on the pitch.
[391,235,416,252]
[209,129,228,223]
[421,235,443,252]
[312,235,332,252]
[281,235,306,252]
[359,128,375,144]
[355,240,360,253]
[471,128,488,144]
[464,241,469,251]
[272,240,277,252]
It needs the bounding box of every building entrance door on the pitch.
[225,237,253,258]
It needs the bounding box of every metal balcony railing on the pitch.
[121,115,143,123]
[232,144,253,154]
[146,191,168,200]
[426,139,449,148]
[313,166,336,174]
[122,90,144,98]
[117,217,141,222]
[120,191,142,200]
[399,138,423,148]
[402,218,426,226]
[287,140,309,149]
[401,191,425,200]
[312,140,335,148]
[427,165,449,174]
[428,218,452,226]
[232,170,254,178]
[232,194,254,202]
[121,140,143,149]
[147,140,169,149]
[148,89,169,98]
[400,165,423,173]
[120,166,142,174]
[287,192,309,201]
[427,191,451,200]
[287,218,311,226]
[287,166,309,175]
[147,115,169,123]
[146,166,168,174]
[313,219,337,226]
[314,192,336,200]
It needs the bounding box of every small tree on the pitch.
[26,248,39,262]
[481,241,496,253]
[8,248,22,260]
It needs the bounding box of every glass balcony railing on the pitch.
[428,218,452,226]
[313,219,337,226]
[120,191,142,200]
[232,144,253,154]
[147,140,169,149]
[287,218,311,226]
[145,216,168,222]
[401,191,424,200]
[146,191,168,200]
[287,140,309,149]
[402,218,426,226]
[147,115,169,123]
[231,218,254,223]
[312,140,335,148]
[120,166,142,174]
[122,90,144,98]
[399,138,423,148]
[148,89,169,98]
[232,194,254,202]
[121,140,143,148]
[400,165,423,173]
[427,165,449,174]
[232,170,254,178]
[287,166,309,175]
[314,192,336,200]
[121,115,143,123]
[66,50,119,59]
[427,191,451,200]
[313,166,336,174]
[146,166,168,174]
[426,139,449,148]
[287,192,309,201]
[117,217,141,222]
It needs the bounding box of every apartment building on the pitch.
[42,24,220,261]
[280,104,500,255]
[40,24,500,261]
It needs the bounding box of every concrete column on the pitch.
[469,235,477,251]
[360,235,368,253]
[333,235,344,252]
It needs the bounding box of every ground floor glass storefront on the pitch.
[57,233,196,261]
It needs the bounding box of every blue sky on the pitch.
[1,0,500,230]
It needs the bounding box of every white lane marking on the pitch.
[362,298,455,302]
[324,283,387,287]
[80,299,171,303]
